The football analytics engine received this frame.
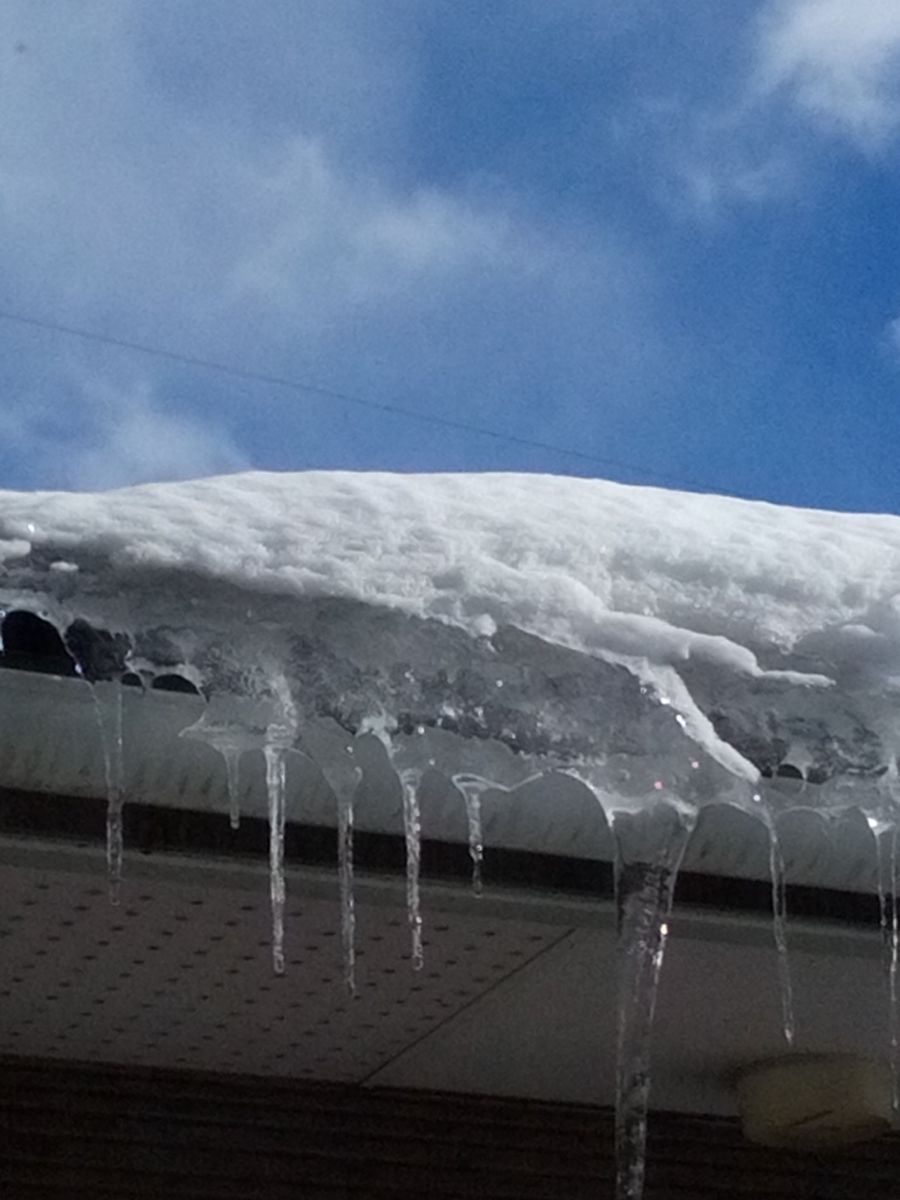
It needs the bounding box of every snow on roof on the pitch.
[2,470,898,668]
[0,471,899,796]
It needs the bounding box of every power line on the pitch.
[0,305,725,495]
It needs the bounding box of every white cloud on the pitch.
[0,2,561,351]
[654,0,900,217]
[883,315,900,359]
[0,372,247,492]
[225,138,560,325]
[0,1,665,488]
[756,0,900,147]
[665,117,796,217]
[62,380,248,491]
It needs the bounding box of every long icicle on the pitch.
[307,744,361,995]
[337,770,357,994]
[400,768,424,971]
[264,745,287,976]
[91,679,125,905]
[612,806,695,1200]
[874,822,900,1114]
[758,800,795,1046]
[891,826,899,1117]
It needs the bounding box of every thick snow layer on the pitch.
[2,469,900,787]
[2,470,899,669]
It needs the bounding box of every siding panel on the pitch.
[1,1058,898,1199]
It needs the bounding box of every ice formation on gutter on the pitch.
[3,469,900,1199]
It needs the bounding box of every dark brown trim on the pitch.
[1,1057,899,1199]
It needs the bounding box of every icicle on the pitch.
[612,804,695,1200]
[767,829,795,1048]
[220,745,242,831]
[892,828,899,1119]
[455,777,485,896]
[256,668,298,977]
[337,777,356,994]
[264,745,287,976]
[756,799,795,1046]
[91,679,125,905]
[302,735,362,995]
[179,698,262,832]
[873,823,899,1114]
[400,768,424,971]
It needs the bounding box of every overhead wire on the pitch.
[0,305,733,496]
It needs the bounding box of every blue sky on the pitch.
[2,1,900,512]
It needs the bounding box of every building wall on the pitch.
[1,1057,898,1198]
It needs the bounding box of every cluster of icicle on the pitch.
[10,637,900,1200]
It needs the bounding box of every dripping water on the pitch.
[612,803,695,1200]
[400,768,424,971]
[264,745,287,976]
[91,679,125,905]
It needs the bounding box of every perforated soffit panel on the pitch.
[0,839,886,1115]
[0,843,567,1084]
